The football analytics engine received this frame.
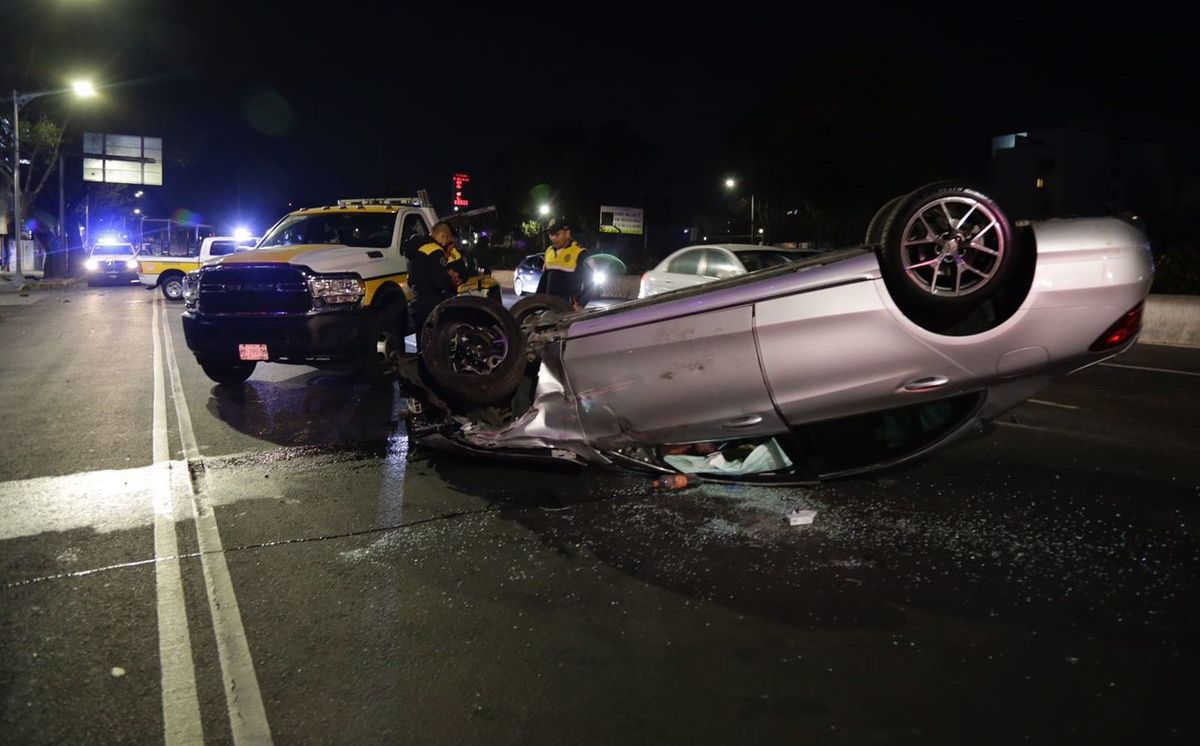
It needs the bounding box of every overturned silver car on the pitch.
[403,183,1153,482]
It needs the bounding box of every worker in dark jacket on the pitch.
[536,215,592,310]
[407,222,461,351]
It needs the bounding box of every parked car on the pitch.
[83,240,140,286]
[639,244,819,297]
[396,182,1152,483]
[512,253,544,295]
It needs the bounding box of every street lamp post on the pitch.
[723,177,758,244]
[8,81,95,284]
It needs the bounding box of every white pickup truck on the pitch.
[137,235,260,299]
[179,195,500,385]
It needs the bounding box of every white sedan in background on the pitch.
[638,244,818,297]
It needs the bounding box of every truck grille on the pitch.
[198,265,312,314]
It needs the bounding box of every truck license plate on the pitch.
[238,344,269,361]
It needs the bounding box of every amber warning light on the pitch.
[1089,302,1144,351]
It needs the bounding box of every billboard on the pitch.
[599,205,643,236]
[83,133,163,185]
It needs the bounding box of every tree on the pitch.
[1,112,66,223]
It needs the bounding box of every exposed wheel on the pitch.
[198,357,256,386]
[878,183,1015,311]
[420,296,526,407]
[513,276,524,296]
[864,195,905,247]
[510,293,574,327]
[160,272,185,301]
[362,300,408,385]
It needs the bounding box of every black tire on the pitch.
[510,293,574,327]
[198,357,256,386]
[877,182,1015,312]
[160,272,185,301]
[362,299,408,385]
[420,296,526,407]
[864,195,905,247]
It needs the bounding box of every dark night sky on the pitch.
[4,0,1194,236]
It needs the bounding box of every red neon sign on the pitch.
[452,173,470,207]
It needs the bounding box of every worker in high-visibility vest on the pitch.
[408,221,462,351]
[536,215,592,310]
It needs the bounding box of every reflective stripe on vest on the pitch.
[418,242,443,256]
[544,243,583,272]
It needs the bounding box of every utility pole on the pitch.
[58,156,65,274]
[11,90,23,282]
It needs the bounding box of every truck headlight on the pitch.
[84,258,99,271]
[125,259,139,270]
[182,272,201,304]
[308,275,364,306]
[592,270,608,286]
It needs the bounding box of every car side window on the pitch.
[401,214,429,243]
[530,255,544,269]
[667,249,703,275]
[702,249,739,278]
[208,241,238,257]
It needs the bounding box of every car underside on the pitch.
[397,182,1153,483]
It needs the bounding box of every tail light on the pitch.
[1089,302,1143,351]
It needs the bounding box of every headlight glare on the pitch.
[84,258,99,271]
[308,275,364,305]
[125,259,139,270]
[182,272,201,303]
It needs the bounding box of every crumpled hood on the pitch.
[215,243,396,276]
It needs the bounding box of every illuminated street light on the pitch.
[7,79,98,284]
[538,204,551,216]
[233,226,252,240]
[722,176,759,245]
[133,208,141,215]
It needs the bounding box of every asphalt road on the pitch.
[1,283,1197,745]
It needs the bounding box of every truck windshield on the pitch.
[259,212,397,249]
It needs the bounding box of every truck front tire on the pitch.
[363,300,408,385]
[198,357,256,386]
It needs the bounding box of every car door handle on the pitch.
[903,376,950,392]
[723,415,764,430]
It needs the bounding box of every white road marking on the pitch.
[160,301,274,745]
[1027,399,1082,410]
[151,300,205,744]
[1099,362,1200,378]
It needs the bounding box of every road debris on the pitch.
[787,509,817,526]
[653,474,696,490]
